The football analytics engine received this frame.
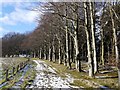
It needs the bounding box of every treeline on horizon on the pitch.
[1,2,120,78]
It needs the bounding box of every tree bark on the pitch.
[119,69,120,88]
[49,45,52,61]
[101,28,105,65]
[65,5,71,69]
[65,26,71,69]
[108,45,110,61]
[71,38,74,63]
[44,46,46,60]
[39,48,42,59]
[84,2,94,77]
[52,39,56,62]
[45,49,47,60]
[74,31,80,71]
[72,6,81,71]
[89,1,97,74]
[58,40,62,64]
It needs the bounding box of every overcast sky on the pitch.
[0,1,39,37]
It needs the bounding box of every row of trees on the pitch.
[2,1,120,86]
[2,32,26,57]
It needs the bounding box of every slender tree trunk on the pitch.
[63,46,67,66]
[45,49,47,60]
[64,54,67,66]
[52,39,55,62]
[44,46,46,60]
[58,40,62,64]
[65,26,71,69]
[112,38,115,56]
[108,45,110,61]
[73,9,81,71]
[71,38,74,63]
[89,1,97,74]
[39,48,42,59]
[118,68,120,88]
[49,45,52,61]
[65,5,71,69]
[101,28,105,65]
[109,4,120,87]
[74,32,80,71]
[84,2,94,77]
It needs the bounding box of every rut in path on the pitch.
[29,60,80,88]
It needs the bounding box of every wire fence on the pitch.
[0,58,30,84]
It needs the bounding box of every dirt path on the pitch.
[30,60,80,88]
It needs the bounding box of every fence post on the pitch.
[5,69,9,81]
[17,65,19,72]
[20,63,22,70]
[21,62,23,69]
[12,67,15,76]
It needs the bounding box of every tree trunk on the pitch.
[72,8,81,71]
[49,45,52,61]
[118,69,120,88]
[46,50,47,60]
[101,28,105,65]
[84,2,94,77]
[52,39,56,62]
[39,48,42,59]
[58,40,62,64]
[71,38,74,63]
[74,33,80,71]
[62,46,67,66]
[109,4,120,87]
[112,38,115,56]
[108,45,110,60]
[89,1,97,74]
[44,46,46,60]
[64,54,67,66]
[65,26,71,69]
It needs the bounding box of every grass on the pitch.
[31,58,39,60]
[0,71,23,89]
[20,60,37,88]
[0,79,6,85]
[43,60,68,78]
[34,58,118,88]
[20,67,36,88]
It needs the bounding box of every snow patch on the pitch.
[30,60,80,88]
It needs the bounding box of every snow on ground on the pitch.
[30,60,80,88]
